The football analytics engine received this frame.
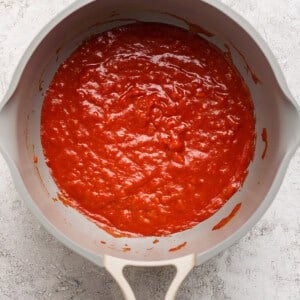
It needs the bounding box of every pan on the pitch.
[0,0,299,299]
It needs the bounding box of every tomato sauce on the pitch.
[41,23,255,236]
[261,128,268,159]
[169,242,187,252]
[212,202,242,231]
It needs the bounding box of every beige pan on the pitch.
[0,0,299,299]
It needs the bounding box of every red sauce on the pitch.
[41,23,255,236]
[38,79,44,92]
[230,43,261,85]
[153,239,159,244]
[164,13,214,37]
[169,242,187,252]
[212,202,242,231]
[261,128,268,159]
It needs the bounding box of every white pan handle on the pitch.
[104,254,195,300]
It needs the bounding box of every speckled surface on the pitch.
[0,1,299,299]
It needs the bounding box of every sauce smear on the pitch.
[212,203,242,231]
[41,23,255,236]
[261,128,268,159]
[169,242,187,252]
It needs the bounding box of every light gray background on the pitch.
[0,0,299,299]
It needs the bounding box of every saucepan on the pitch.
[0,0,299,299]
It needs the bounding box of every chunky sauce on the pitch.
[41,23,255,236]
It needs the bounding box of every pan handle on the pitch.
[104,254,195,300]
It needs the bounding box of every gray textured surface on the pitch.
[0,0,300,299]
